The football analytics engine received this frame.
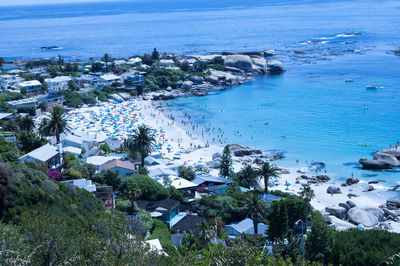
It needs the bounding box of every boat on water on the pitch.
[366,85,378,89]
[357,143,370,146]
[345,79,353,82]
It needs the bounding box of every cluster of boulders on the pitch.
[324,200,396,230]
[296,174,330,185]
[147,51,284,101]
[206,144,285,169]
[359,146,400,170]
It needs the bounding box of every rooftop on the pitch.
[20,143,59,162]
[86,155,121,166]
[45,76,71,83]
[100,74,121,81]
[225,218,269,236]
[172,214,206,232]
[19,80,41,87]
[100,159,140,171]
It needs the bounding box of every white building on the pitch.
[18,80,42,92]
[0,74,23,90]
[62,179,96,193]
[99,74,121,86]
[45,76,72,93]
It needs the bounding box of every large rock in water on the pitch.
[382,146,400,159]
[327,215,357,231]
[359,158,392,170]
[182,81,194,90]
[251,57,267,74]
[325,205,347,219]
[347,207,379,227]
[224,55,253,72]
[373,151,400,167]
[267,60,285,74]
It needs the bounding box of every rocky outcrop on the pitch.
[325,205,347,219]
[207,158,222,169]
[188,75,204,84]
[224,55,253,72]
[387,198,400,209]
[347,207,379,227]
[326,215,356,230]
[327,186,341,194]
[316,175,330,182]
[251,57,267,74]
[267,60,285,75]
[346,200,356,208]
[359,158,392,170]
[182,81,194,90]
[339,203,350,211]
[227,144,262,157]
[364,207,384,221]
[383,146,400,159]
[212,152,222,160]
[373,151,400,167]
[346,177,359,186]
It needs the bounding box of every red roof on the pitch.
[100,159,140,171]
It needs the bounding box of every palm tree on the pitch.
[126,125,156,167]
[102,53,112,72]
[242,192,268,234]
[300,186,315,222]
[237,164,257,188]
[196,221,214,247]
[257,162,279,194]
[18,115,35,132]
[126,183,142,215]
[39,105,69,143]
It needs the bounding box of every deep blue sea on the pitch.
[1,0,400,186]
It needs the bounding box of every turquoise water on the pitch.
[167,50,400,186]
[0,0,400,186]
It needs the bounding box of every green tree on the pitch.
[102,53,112,72]
[300,186,315,222]
[237,164,257,188]
[257,162,279,194]
[242,193,267,235]
[91,62,103,72]
[126,183,141,214]
[100,143,112,154]
[268,199,289,242]
[39,105,69,143]
[219,145,232,178]
[178,165,195,181]
[19,132,48,153]
[67,80,79,91]
[151,48,160,60]
[102,169,122,190]
[305,212,334,264]
[125,125,156,167]
[121,175,168,201]
[196,221,215,248]
[17,115,35,132]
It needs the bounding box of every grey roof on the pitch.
[20,143,59,162]
[191,173,235,186]
[225,218,269,237]
[148,168,176,178]
[0,113,13,120]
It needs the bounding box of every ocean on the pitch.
[1,0,400,188]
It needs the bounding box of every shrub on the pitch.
[178,166,195,181]
[121,175,168,201]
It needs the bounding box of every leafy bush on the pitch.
[178,165,195,181]
[120,175,168,201]
[331,229,400,266]
[115,199,131,213]
[148,219,178,256]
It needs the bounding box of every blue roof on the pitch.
[225,218,269,237]
[192,173,235,185]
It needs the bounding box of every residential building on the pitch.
[19,143,62,168]
[136,198,182,225]
[191,173,235,194]
[36,94,64,108]
[148,168,176,179]
[99,74,121,86]
[225,218,269,237]
[85,155,122,171]
[154,175,197,199]
[172,214,206,233]
[0,74,23,89]
[7,97,38,110]
[18,80,42,92]
[124,73,144,86]
[99,159,140,177]
[62,178,96,193]
[0,113,13,120]
[45,76,72,93]
[95,186,114,210]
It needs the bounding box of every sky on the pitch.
[0,0,115,6]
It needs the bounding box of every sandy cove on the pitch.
[66,98,400,232]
